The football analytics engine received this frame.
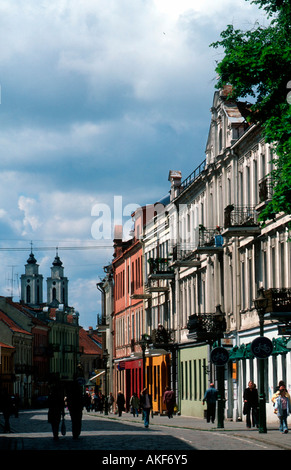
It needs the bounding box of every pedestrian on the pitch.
[47,382,65,440]
[272,381,290,406]
[108,392,115,413]
[163,386,175,419]
[202,383,218,424]
[140,387,152,428]
[84,390,91,412]
[116,390,125,417]
[274,385,291,434]
[0,389,14,433]
[130,392,140,417]
[93,392,100,412]
[66,380,83,439]
[243,380,259,428]
[98,392,105,413]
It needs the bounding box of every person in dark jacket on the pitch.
[243,381,259,428]
[66,380,83,439]
[0,389,14,433]
[116,391,125,416]
[163,386,175,419]
[202,383,218,423]
[140,387,152,428]
[47,382,65,440]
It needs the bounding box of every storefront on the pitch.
[228,327,291,424]
[178,343,208,418]
[145,353,171,414]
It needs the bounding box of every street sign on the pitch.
[251,337,273,359]
[210,347,229,366]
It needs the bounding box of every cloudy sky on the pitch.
[0,0,267,329]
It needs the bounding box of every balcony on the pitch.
[171,244,201,268]
[147,258,175,280]
[222,205,261,237]
[97,316,109,332]
[150,325,174,349]
[179,159,206,195]
[264,288,291,323]
[187,307,226,343]
[196,226,224,255]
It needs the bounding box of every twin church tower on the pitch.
[20,250,68,308]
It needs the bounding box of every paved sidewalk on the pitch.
[89,410,291,450]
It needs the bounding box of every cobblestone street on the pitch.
[1,408,290,457]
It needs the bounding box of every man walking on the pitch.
[203,383,218,424]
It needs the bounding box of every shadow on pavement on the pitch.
[0,409,196,451]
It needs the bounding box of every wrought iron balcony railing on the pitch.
[180,159,206,194]
[265,288,291,315]
[224,205,259,228]
[147,257,175,280]
[198,227,223,249]
[148,257,173,274]
[187,309,226,343]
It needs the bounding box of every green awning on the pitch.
[229,337,290,360]
[229,343,254,360]
[272,337,290,355]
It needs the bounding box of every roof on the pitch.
[0,298,49,329]
[0,342,15,350]
[79,327,102,355]
[0,310,32,336]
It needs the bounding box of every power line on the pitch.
[0,244,113,252]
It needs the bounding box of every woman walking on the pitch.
[274,385,291,434]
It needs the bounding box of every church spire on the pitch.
[20,246,43,306]
[47,249,68,307]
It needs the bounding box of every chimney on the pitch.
[113,225,123,258]
[168,170,182,201]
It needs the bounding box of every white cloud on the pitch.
[0,0,268,328]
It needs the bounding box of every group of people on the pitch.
[116,386,176,427]
[48,379,84,440]
[202,379,291,434]
[243,379,291,434]
[84,390,109,413]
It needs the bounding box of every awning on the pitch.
[229,343,254,360]
[89,370,105,381]
[229,337,291,360]
[272,337,290,355]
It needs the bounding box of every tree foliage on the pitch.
[211,0,291,222]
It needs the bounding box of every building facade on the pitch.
[0,252,81,405]
[170,87,291,422]
[102,87,291,422]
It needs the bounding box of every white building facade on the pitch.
[168,87,291,423]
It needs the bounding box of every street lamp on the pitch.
[139,334,151,390]
[213,305,227,429]
[103,349,109,415]
[254,288,268,434]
